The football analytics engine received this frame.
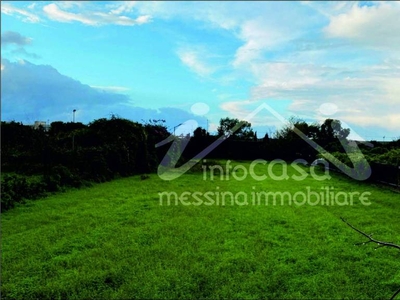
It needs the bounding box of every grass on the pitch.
[2,160,400,299]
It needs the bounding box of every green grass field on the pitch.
[2,161,399,299]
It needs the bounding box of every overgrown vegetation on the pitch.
[1,117,170,211]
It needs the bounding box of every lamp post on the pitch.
[173,123,183,136]
[72,109,76,151]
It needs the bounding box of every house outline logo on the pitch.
[155,102,371,181]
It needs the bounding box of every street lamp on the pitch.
[173,123,183,136]
[72,109,77,151]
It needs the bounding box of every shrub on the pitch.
[1,174,47,211]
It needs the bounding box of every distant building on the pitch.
[32,121,50,131]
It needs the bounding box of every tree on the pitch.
[275,117,319,141]
[142,119,170,143]
[253,131,258,141]
[193,127,208,138]
[272,117,323,160]
[263,133,270,143]
[319,119,350,142]
[217,117,255,140]
[275,117,350,143]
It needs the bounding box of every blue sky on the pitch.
[1,1,399,140]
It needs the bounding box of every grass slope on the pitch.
[2,161,399,299]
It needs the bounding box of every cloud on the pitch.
[0,59,205,132]
[135,1,398,136]
[1,2,41,23]
[42,2,150,26]
[233,18,291,68]
[1,31,32,46]
[1,31,40,60]
[250,62,327,94]
[43,3,95,25]
[1,58,132,122]
[109,2,137,15]
[10,47,41,59]
[196,2,399,136]
[300,1,355,18]
[324,2,400,50]
[177,48,215,77]
[1,2,150,27]
[341,113,400,131]
[90,85,130,93]
[134,1,241,30]
[246,59,400,132]
[135,2,314,69]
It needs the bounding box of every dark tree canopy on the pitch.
[217,117,255,140]
[275,117,350,143]
[319,119,350,141]
[275,117,320,141]
[193,127,208,138]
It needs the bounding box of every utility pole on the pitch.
[173,123,183,136]
[72,109,76,151]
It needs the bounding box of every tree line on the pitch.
[1,115,398,211]
[1,116,170,211]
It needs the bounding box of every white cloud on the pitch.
[57,1,85,10]
[134,1,241,30]
[253,74,400,134]
[233,19,291,68]
[221,2,400,135]
[42,2,150,26]
[220,100,251,120]
[300,1,354,18]
[324,2,400,50]
[90,85,130,93]
[27,3,36,10]
[2,1,149,26]
[250,62,327,93]
[1,2,41,23]
[110,2,137,15]
[143,1,399,135]
[43,3,96,25]
[177,48,215,77]
[218,53,400,135]
[341,114,400,132]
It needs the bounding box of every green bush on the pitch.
[368,148,400,165]
[1,174,47,211]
